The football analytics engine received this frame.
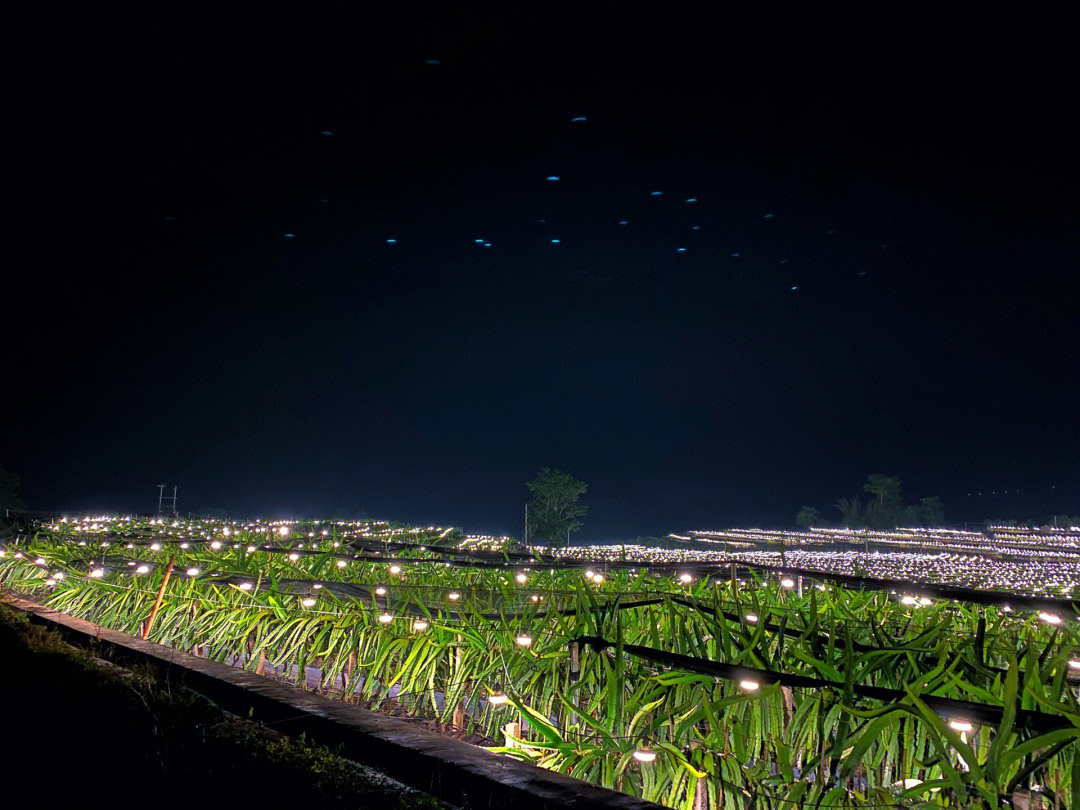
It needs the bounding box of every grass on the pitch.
[3,519,1079,808]
[0,603,450,810]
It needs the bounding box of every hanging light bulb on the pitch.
[679,573,693,584]
[136,565,150,574]
[948,720,973,732]
[378,613,393,624]
[90,568,105,578]
[413,619,429,631]
[633,746,657,763]
[247,545,257,553]
[448,592,460,601]
[745,613,758,623]
[1040,612,1062,625]
[278,526,290,537]
[488,691,508,706]
[593,574,604,584]
[238,582,253,591]
[739,679,761,692]
[515,572,527,584]
[375,587,387,596]
[1067,658,1080,670]
[288,553,299,561]
[336,559,347,568]
[210,541,221,550]
[302,598,316,607]
[780,578,795,589]
[186,567,200,577]
[150,543,161,551]
[389,564,401,575]
[584,570,595,580]
[515,634,533,647]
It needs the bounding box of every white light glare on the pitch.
[633,747,657,763]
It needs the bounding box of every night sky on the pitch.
[8,7,1077,536]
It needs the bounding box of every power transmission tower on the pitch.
[157,484,177,516]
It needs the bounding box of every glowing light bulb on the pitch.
[515,634,533,647]
[35,557,46,565]
[633,747,657,763]
[136,565,150,574]
[289,553,299,561]
[302,598,316,607]
[210,541,221,550]
[238,582,253,591]
[530,594,540,602]
[1068,658,1080,670]
[592,574,604,584]
[918,597,933,606]
[150,543,161,551]
[247,545,257,553]
[389,565,401,575]
[679,573,693,584]
[745,613,758,623]
[515,572,527,584]
[448,592,460,601]
[375,587,386,596]
[488,692,508,706]
[413,619,429,631]
[90,568,105,578]
[584,570,594,580]
[336,559,347,568]
[186,567,200,577]
[52,571,65,580]
[1002,605,1013,613]
[739,679,760,692]
[1040,612,1062,625]
[948,720,973,732]
[378,613,393,624]
[901,595,918,606]
[278,526,290,537]
[781,578,795,589]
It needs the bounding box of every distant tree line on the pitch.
[796,474,944,530]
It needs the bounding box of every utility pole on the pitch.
[157,484,177,516]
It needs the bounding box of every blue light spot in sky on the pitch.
[618,220,628,226]
[650,191,663,196]
[571,116,586,122]
[731,253,740,258]
[426,60,441,65]
[321,131,334,136]
[475,239,485,244]
[546,176,560,182]
[676,247,687,252]
[691,225,701,230]
[764,213,774,218]
[386,239,397,244]
[685,198,697,203]
[283,233,295,238]
[483,242,492,248]
[791,286,799,291]
[551,239,560,244]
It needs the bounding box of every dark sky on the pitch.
[7,6,1078,536]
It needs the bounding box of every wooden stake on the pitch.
[141,555,175,640]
